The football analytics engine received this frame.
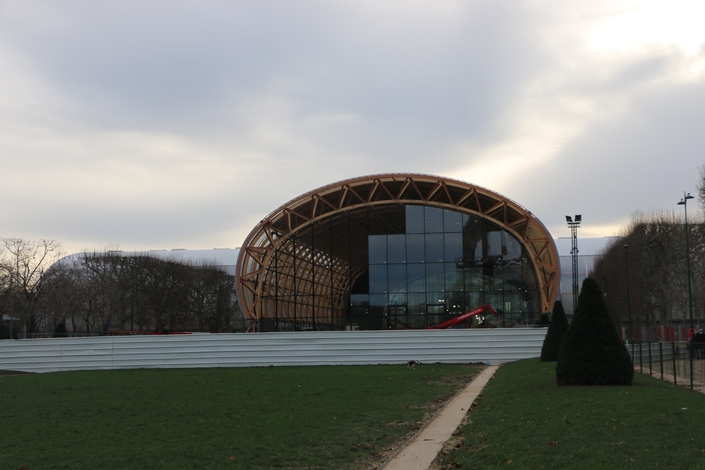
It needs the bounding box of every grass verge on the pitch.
[436,358,705,469]
[0,363,480,470]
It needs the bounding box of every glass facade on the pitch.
[348,205,539,329]
[256,203,541,331]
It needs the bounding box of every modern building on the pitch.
[55,248,240,275]
[236,174,560,331]
[1,314,21,339]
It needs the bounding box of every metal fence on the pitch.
[0,327,548,373]
[629,341,705,388]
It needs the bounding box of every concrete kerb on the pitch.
[378,365,499,470]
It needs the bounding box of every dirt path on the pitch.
[379,365,499,470]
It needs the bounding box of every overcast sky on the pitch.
[1,0,704,255]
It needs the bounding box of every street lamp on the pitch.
[129,263,138,331]
[566,215,582,315]
[623,244,632,345]
[677,192,694,389]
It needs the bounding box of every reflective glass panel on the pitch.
[370,294,387,307]
[424,207,444,233]
[465,291,485,309]
[387,264,407,293]
[478,263,493,291]
[408,314,427,329]
[369,235,387,264]
[369,265,387,293]
[464,232,483,262]
[487,230,502,257]
[502,265,524,287]
[407,234,425,263]
[464,215,482,232]
[444,292,464,313]
[426,263,445,292]
[444,233,462,262]
[426,292,445,305]
[349,306,368,318]
[407,264,425,292]
[408,293,426,315]
[387,234,406,263]
[503,291,522,313]
[503,230,522,261]
[488,266,504,291]
[406,206,424,233]
[350,294,369,307]
[444,262,462,291]
[444,209,463,233]
[425,234,444,262]
[464,267,483,291]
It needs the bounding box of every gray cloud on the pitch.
[530,78,705,236]
[1,0,704,253]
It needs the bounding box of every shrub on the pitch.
[540,301,568,362]
[537,313,550,326]
[556,278,633,385]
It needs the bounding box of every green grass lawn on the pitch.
[437,358,705,470]
[0,363,481,470]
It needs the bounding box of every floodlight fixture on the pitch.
[566,215,581,226]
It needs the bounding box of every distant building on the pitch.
[1,314,21,339]
[55,248,240,276]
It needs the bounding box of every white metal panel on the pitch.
[0,328,548,373]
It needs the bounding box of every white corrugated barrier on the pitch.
[0,328,547,373]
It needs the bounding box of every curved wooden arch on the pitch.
[236,173,559,326]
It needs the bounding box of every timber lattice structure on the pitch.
[235,173,559,330]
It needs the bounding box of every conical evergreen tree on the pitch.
[556,278,633,385]
[540,300,568,362]
[537,313,550,326]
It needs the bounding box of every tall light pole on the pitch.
[623,244,632,344]
[566,215,582,315]
[678,192,694,390]
[129,263,138,331]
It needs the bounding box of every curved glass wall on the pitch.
[259,202,540,331]
[348,204,539,329]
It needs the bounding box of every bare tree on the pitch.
[0,238,63,337]
[698,165,705,212]
[186,262,239,332]
[79,252,135,332]
[40,257,85,334]
[593,209,703,338]
[38,249,245,335]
